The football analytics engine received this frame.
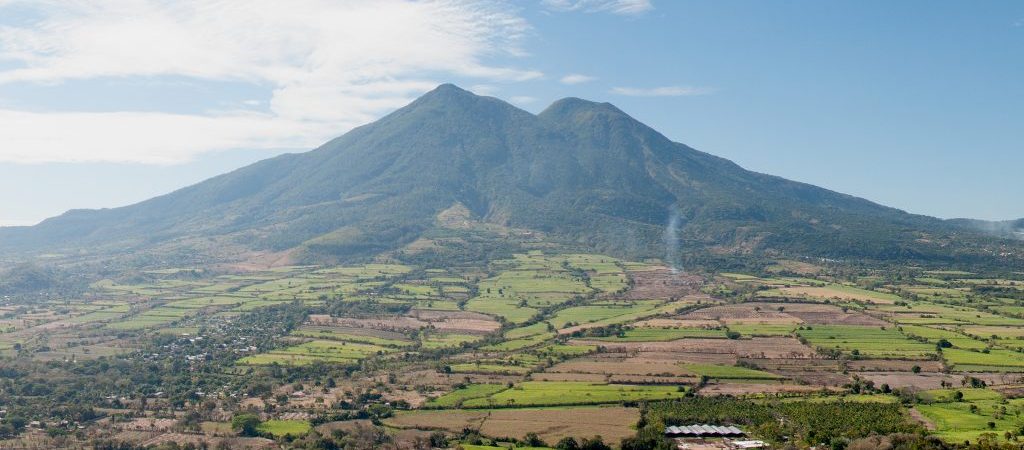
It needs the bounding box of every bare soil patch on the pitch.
[623,268,702,300]
[859,372,958,390]
[698,383,838,396]
[847,360,943,372]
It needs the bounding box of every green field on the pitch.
[425,384,509,408]
[422,333,483,349]
[549,301,664,329]
[460,381,686,407]
[680,363,782,380]
[237,340,389,366]
[916,389,1024,442]
[589,327,726,341]
[796,325,936,358]
[942,348,1024,371]
[727,323,797,337]
[256,419,311,437]
[290,327,411,347]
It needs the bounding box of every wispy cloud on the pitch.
[560,73,596,84]
[0,219,37,227]
[542,0,653,16]
[611,85,714,97]
[0,0,541,164]
[509,95,538,105]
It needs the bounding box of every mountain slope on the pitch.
[0,84,1018,265]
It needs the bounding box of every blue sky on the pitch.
[0,0,1021,225]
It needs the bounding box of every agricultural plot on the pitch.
[237,339,390,366]
[449,354,542,376]
[290,326,412,347]
[679,363,782,380]
[459,381,686,407]
[425,384,508,408]
[899,325,988,350]
[559,253,629,293]
[588,326,727,341]
[942,348,1024,372]
[465,252,628,323]
[256,420,311,438]
[762,284,901,304]
[385,407,640,445]
[883,304,1024,327]
[728,323,797,337]
[482,332,554,351]
[796,325,936,359]
[552,300,689,334]
[107,307,194,330]
[422,333,483,349]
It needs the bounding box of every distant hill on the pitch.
[1,84,1020,266]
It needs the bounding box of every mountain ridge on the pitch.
[0,84,1019,266]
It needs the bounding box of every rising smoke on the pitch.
[664,205,684,273]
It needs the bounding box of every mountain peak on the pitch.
[398,83,524,119]
[539,97,629,124]
[427,82,473,96]
[413,83,487,106]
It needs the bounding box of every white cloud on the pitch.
[542,0,653,16]
[560,73,596,84]
[0,0,541,164]
[509,95,538,104]
[0,219,37,227]
[611,85,714,97]
[0,109,329,164]
[468,84,500,96]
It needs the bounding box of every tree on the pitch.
[429,431,447,448]
[231,414,261,437]
[556,436,580,450]
[580,436,611,450]
[524,432,547,447]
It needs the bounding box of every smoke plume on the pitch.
[664,205,684,273]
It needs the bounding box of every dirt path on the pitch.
[909,407,936,431]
